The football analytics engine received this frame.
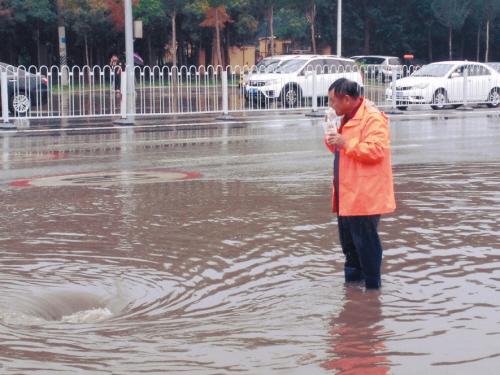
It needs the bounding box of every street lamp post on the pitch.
[337,0,342,57]
[56,0,68,85]
[115,0,136,124]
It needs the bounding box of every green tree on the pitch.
[431,0,471,60]
[476,0,500,62]
[288,0,331,54]
[250,0,288,56]
[411,0,435,62]
[162,0,191,66]
[0,0,12,17]
[11,0,56,66]
[63,0,114,66]
[274,7,307,43]
[200,3,233,66]
[134,0,166,64]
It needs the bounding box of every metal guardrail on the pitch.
[1,63,499,124]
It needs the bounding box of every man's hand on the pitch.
[325,131,345,149]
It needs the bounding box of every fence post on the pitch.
[459,65,473,111]
[386,67,402,115]
[216,68,234,120]
[391,68,397,110]
[306,70,324,118]
[1,71,15,129]
[312,70,318,112]
[120,69,127,119]
[114,66,135,125]
[222,69,229,116]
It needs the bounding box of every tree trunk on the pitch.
[171,10,177,66]
[269,6,274,56]
[427,25,433,62]
[225,26,230,67]
[485,19,490,62]
[448,26,452,60]
[363,20,370,54]
[84,33,89,67]
[36,27,41,67]
[215,9,222,66]
[476,22,481,61]
[147,34,152,65]
[363,1,370,54]
[199,39,204,66]
[309,2,317,54]
[460,31,464,59]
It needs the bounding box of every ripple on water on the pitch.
[0,162,499,374]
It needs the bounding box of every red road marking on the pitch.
[9,169,202,188]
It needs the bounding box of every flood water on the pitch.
[0,113,499,374]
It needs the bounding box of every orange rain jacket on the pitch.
[325,99,396,216]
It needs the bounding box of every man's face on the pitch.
[328,91,351,116]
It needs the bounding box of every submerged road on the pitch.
[0,112,499,374]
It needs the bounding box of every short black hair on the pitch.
[328,78,361,98]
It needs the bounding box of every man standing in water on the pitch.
[324,78,396,289]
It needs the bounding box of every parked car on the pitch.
[244,55,363,107]
[385,61,500,110]
[350,55,402,82]
[486,62,500,74]
[240,55,304,87]
[0,62,48,115]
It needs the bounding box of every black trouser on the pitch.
[337,215,383,289]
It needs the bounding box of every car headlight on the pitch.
[412,83,429,89]
[264,79,278,86]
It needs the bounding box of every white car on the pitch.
[385,61,500,110]
[351,55,403,82]
[245,55,363,107]
[486,62,500,74]
[241,55,304,87]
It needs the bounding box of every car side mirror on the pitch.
[450,72,461,79]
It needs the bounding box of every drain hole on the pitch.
[23,291,114,323]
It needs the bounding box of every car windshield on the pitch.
[265,60,286,72]
[412,64,454,77]
[355,57,385,65]
[256,59,278,69]
[275,59,307,73]
[486,63,500,73]
[253,59,284,73]
[0,62,31,78]
[0,62,17,73]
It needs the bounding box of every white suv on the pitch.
[241,55,304,87]
[244,55,363,107]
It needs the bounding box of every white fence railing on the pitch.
[1,63,499,123]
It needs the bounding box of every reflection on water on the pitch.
[0,161,499,374]
[323,287,390,374]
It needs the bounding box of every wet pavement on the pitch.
[0,112,500,374]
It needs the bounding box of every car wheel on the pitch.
[430,89,448,110]
[282,84,302,108]
[487,88,500,108]
[10,92,31,115]
[396,106,408,111]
